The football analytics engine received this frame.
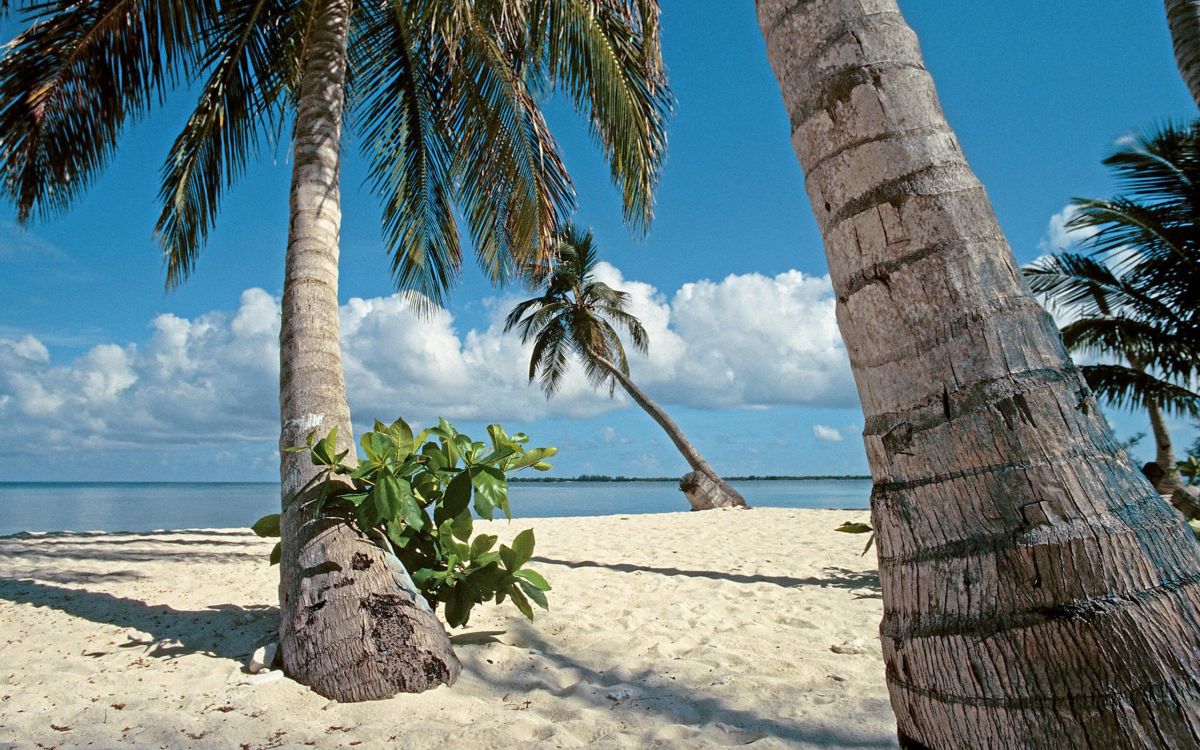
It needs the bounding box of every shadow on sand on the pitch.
[462,623,897,749]
[531,556,881,597]
[0,578,276,662]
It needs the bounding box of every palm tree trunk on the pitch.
[1166,0,1200,109]
[590,351,746,509]
[1147,397,1182,493]
[277,0,459,701]
[758,2,1200,747]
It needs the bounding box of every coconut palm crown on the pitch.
[1024,122,1200,491]
[505,224,647,396]
[0,0,671,303]
[0,0,672,702]
[505,224,746,510]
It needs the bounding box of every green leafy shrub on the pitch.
[252,417,556,628]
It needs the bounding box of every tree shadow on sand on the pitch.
[531,557,881,598]
[462,624,897,749]
[0,578,277,662]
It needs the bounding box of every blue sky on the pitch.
[0,0,1196,481]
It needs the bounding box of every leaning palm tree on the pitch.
[1166,0,1200,108]
[0,0,668,701]
[1027,122,1200,495]
[758,1,1200,747]
[505,225,745,510]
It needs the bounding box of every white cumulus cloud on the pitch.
[0,266,856,459]
[812,424,844,442]
[1039,205,1099,253]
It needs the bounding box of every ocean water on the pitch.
[0,479,872,536]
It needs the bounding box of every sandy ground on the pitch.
[0,508,896,749]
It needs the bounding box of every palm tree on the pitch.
[0,0,669,702]
[505,225,745,510]
[1166,0,1200,108]
[1026,123,1200,496]
[757,1,1200,747]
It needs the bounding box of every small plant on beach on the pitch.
[252,418,555,627]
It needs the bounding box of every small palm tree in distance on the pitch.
[506,224,746,510]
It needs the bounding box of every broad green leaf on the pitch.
[387,418,415,454]
[470,534,498,558]
[444,435,460,467]
[411,568,439,588]
[386,519,411,550]
[451,510,473,542]
[411,472,439,503]
[269,542,281,566]
[518,579,549,610]
[400,489,424,531]
[368,432,397,463]
[422,442,448,472]
[438,472,473,524]
[477,445,516,466]
[508,529,535,570]
[251,513,280,538]
[487,423,511,450]
[444,585,468,628]
[471,466,507,520]
[513,568,550,591]
[465,562,506,596]
[312,426,338,465]
[862,535,876,557]
[454,435,473,463]
[835,522,873,535]
[374,472,405,520]
[512,446,558,470]
[508,586,534,621]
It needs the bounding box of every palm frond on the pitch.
[352,0,460,308]
[0,0,215,220]
[156,0,290,288]
[536,0,671,231]
[1082,364,1200,419]
[1024,253,1182,323]
[449,3,574,286]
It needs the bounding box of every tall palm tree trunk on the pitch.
[1166,0,1200,109]
[1125,352,1181,496]
[758,2,1200,747]
[277,0,459,702]
[590,352,746,510]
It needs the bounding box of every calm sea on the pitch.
[0,479,872,536]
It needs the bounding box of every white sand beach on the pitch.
[0,508,896,749]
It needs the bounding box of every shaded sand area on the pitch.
[0,508,896,749]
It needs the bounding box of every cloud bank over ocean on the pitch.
[0,266,856,474]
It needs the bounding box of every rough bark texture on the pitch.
[1173,485,1200,520]
[1146,397,1182,494]
[1166,0,1200,109]
[592,352,747,510]
[679,470,745,511]
[277,0,460,702]
[758,1,1200,747]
